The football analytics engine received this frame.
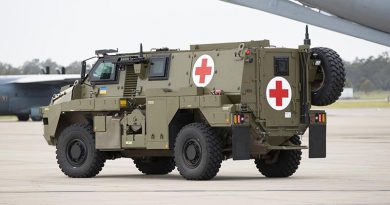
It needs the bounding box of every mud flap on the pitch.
[232,126,251,160]
[309,110,326,158]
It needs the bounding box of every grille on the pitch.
[123,66,138,97]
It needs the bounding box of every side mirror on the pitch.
[81,61,86,80]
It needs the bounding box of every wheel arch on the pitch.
[54,112,91,145]
[168,108,232,150]
[168,109,196,149]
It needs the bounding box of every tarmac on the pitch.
[0,108,389,204]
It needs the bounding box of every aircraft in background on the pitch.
[221,0,390,47]
[0,68,79,121]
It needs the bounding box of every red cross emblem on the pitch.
[192,54,215,87]
[195,58,212,83]
[266,77,292,110]
[269,80,289,106]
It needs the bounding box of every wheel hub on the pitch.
[70,143,82,159]
[312,65,325,92]
[186,144,197,160]
[183,139,202,168]
[66,139,87,166]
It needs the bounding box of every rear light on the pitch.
[245,49,251,55]
[233,113,246,124]
[320,113,326,123]
[315,113,326,123]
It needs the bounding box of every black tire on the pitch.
[133,157,175,175]
[56,123,106,178]
[17,114,29,121]
[311,47,345,106]
[255,136,302,178]
[174,123,223,180]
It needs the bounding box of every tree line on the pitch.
[344,52,390,92]
[1,52,390,91]
[0,59,82,75]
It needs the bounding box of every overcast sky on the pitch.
[0,0,389,67]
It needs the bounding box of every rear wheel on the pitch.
[17,114,29,121]
[255,136,302,177]
[174,123,223,180]
[56,123,106,178]
[133,157,175,175]
[311,47,345,106]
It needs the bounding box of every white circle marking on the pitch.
[192,54,215,87]
[266,76,292,111]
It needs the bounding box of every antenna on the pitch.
[140,43,144,58]
[304,25,311,46]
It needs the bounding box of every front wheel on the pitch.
[174,123,223,180]
[255,135,302,178]
[56,123,106,178]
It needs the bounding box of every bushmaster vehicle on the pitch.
[42,28,345,180]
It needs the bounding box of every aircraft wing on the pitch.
[220,0,390,47]
[0,74,80,85]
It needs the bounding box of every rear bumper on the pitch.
[231,110,326,160]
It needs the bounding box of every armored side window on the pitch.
[90,61,117,82]
[274,57,289,76]
[148,55,170,80]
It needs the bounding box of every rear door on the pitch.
[259,49,300,127]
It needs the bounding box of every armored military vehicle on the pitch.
[42,28,345,180]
